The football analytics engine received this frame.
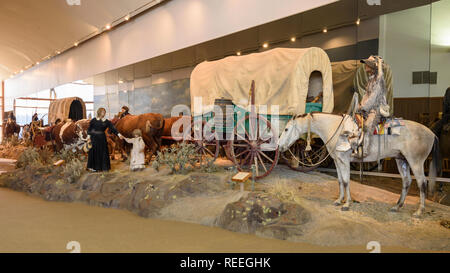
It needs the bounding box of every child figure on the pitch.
[121,129,146,171]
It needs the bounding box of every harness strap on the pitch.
[305,114,312,152]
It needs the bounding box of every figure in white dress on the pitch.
[120,129,146,171]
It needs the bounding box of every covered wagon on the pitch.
[31,97,87,148]
[189,47,334,178]
[48,97,87,125]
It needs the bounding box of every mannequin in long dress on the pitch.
[121,129,146,171]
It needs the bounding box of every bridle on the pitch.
[287,113,347,167]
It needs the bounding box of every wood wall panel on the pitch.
[394,97,443,124]
[172,47,195,69]
[259,15,301,43]
[151,53,172,73]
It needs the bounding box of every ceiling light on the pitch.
[124,15,130,21]
[56,51,60,54]
[236,51,241,56]
[20,70,23,73]
[105,24,111,30]
[36,62,40,65]
[356,18,361,25]
[118,80,124,84]
[74,42,78,47]
[323,28,328,33]
[263,43,269,48]
[291,37,296,42]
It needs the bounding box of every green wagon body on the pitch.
[195,102,323,136]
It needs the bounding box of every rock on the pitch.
[79,174,104,191]
[440,220,450,229]
[217,193,311,240]
[165,173,226,200]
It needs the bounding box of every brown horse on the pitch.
[4,120,21,140]
[114,113,165,161]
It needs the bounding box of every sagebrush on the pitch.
[62,158,84,183]
[152,143,198,174]
[16,148,43,168]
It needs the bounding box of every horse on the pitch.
[278,112,440,217]
[3,119,21,140]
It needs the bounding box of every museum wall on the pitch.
[379,0,449,122]
[91,16,380,118]
[4,0,337,110]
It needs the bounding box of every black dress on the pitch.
[87,118,119,171]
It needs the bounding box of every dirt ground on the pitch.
[0,147,449,252]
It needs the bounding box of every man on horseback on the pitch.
[353,55,391,157]
[118,106,130,119]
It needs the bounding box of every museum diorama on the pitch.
[0,0,448,255]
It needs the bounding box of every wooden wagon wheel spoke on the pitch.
[258,150,274,163]
[235,149,250,158]
[240,151,251,165]
[229,114,279,180]
[257,153,268,173]
[233,143,249,148]
[203,146,215,157]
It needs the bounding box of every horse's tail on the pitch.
[428,136,441,197]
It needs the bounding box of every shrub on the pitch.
[16,148,42,169]
[200,157,219,173]
[38,148,54,165]
[152,143,198,174]
[57,149,79,164]
[62,158,84,183]
[5,135,20,147]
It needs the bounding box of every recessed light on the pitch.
[236,51,241,56]
[263,43,269,48]
[323,28,328,33]
[74,42,78,47]
[20,70,23,73]
[356,18,361,25]
[105,24,111,30]
[291,37,296,42]
[36,62,40,65]
[124,15,130,21]
[118,80,124,84]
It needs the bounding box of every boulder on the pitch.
[217,192,311,240]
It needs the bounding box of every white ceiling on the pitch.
[0,0,161,80]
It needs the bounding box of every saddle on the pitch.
[373,118,404,136]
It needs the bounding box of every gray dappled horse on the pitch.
[278,112,440,217]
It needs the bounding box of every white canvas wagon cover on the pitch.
[48,97,86,124]
[190,47,333,115]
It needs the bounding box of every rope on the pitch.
[287,114,347,168]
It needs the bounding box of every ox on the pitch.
[113,113,164,161]
[51,119,90,152]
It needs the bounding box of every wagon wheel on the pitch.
[228,114,279,179]
[281,136,330,172]
[186,119,220,168]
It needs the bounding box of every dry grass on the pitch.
[267,179,302,204]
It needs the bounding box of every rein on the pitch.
[288,113,347,167]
